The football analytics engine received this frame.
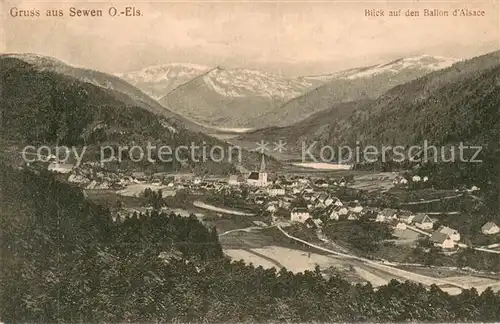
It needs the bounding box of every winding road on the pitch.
[193,201,255,216]
[276,225,469,290]
[400,193,464,205]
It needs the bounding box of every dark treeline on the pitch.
[2,164,500,323]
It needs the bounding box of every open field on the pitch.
[219,228,334,254]
[399,265,500,280]
[84,189,142,208]
[219,230,281,249]
[349,172,397,192]
[291,162,352,170]
[393,228,422,241]
[444,275,498,287]
[207,216,263,233]
[117,184,176,197]
[353,267,389,287]
[251,245,348,273]
[225,245,352,274]
[389,188,463,201]
[193,201,255,216]
[224,249,279,269]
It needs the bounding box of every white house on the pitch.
[68,174,89,184]
[47,162,74,174]
[332,197,343,207]
[412,175,422,182]
[228,175,239,186]
[412,213,434,230]
[395,222,407,230]
[302,192,314,202]
[423,176,429,182]
[348,201,363,214]
[347,212,359,221]
[336,205,349,215]
[329,210,340,221]
[399,213,415,224]
[266,203,278,213]
[279,196,295,210]
[313,218,323,227]
[314,194,334,209]
[430,232,456,249]
[393,176,408,186]
[436,226,460,242]
[47,153,58,161]
[481,222,500,235]
[290,207,311,223]
[305,184,316,194]
[323,195,338,207]
[279,200,292,210]
[376,208,398,223]
[268,184,285,196]
[469,185,480,192]
[297,178,309,184]
[314,179,329,188]
[329,205,348,220]
[254,196,266,205]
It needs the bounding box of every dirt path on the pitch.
[193,201,255,216]
[277,225,468,290]
[400,194,464,205]
[243,248,285,268]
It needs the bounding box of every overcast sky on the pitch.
[2,0,499,76]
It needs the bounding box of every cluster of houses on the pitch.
[393,174,481,193]
[243,176,353,220]
[371,207,500,249]
[429,226,462,249]
[392,175,429,186]
[42,155,500,253]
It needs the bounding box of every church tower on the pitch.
[258,154,268,186]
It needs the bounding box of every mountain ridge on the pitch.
[121,55,459,128]
[254,55,460,127]
[0,56,279,173]
[235,50,500,160]
[0,53,218,134]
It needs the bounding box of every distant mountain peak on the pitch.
[1,52,69,69]
[341,55,460,80]
[304,55,460,82]
[116,63,212,98]
[200,66,315,99]
[120,62,211,75]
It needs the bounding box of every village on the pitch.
[11,147,500,294]
[38,153,500,255]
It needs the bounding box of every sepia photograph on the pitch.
[1,0,500,322]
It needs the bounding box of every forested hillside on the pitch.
[235,100,369,155]
[235,51,500,218]
[0,57,275,173]
[237,51,500,162]
[2,164,500,323]
[318,50,500,148]
[255,55,457,127]
[0,53,215,133]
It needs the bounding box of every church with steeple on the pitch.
[246,154,268,187]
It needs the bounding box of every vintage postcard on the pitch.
[1,0,500,322]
